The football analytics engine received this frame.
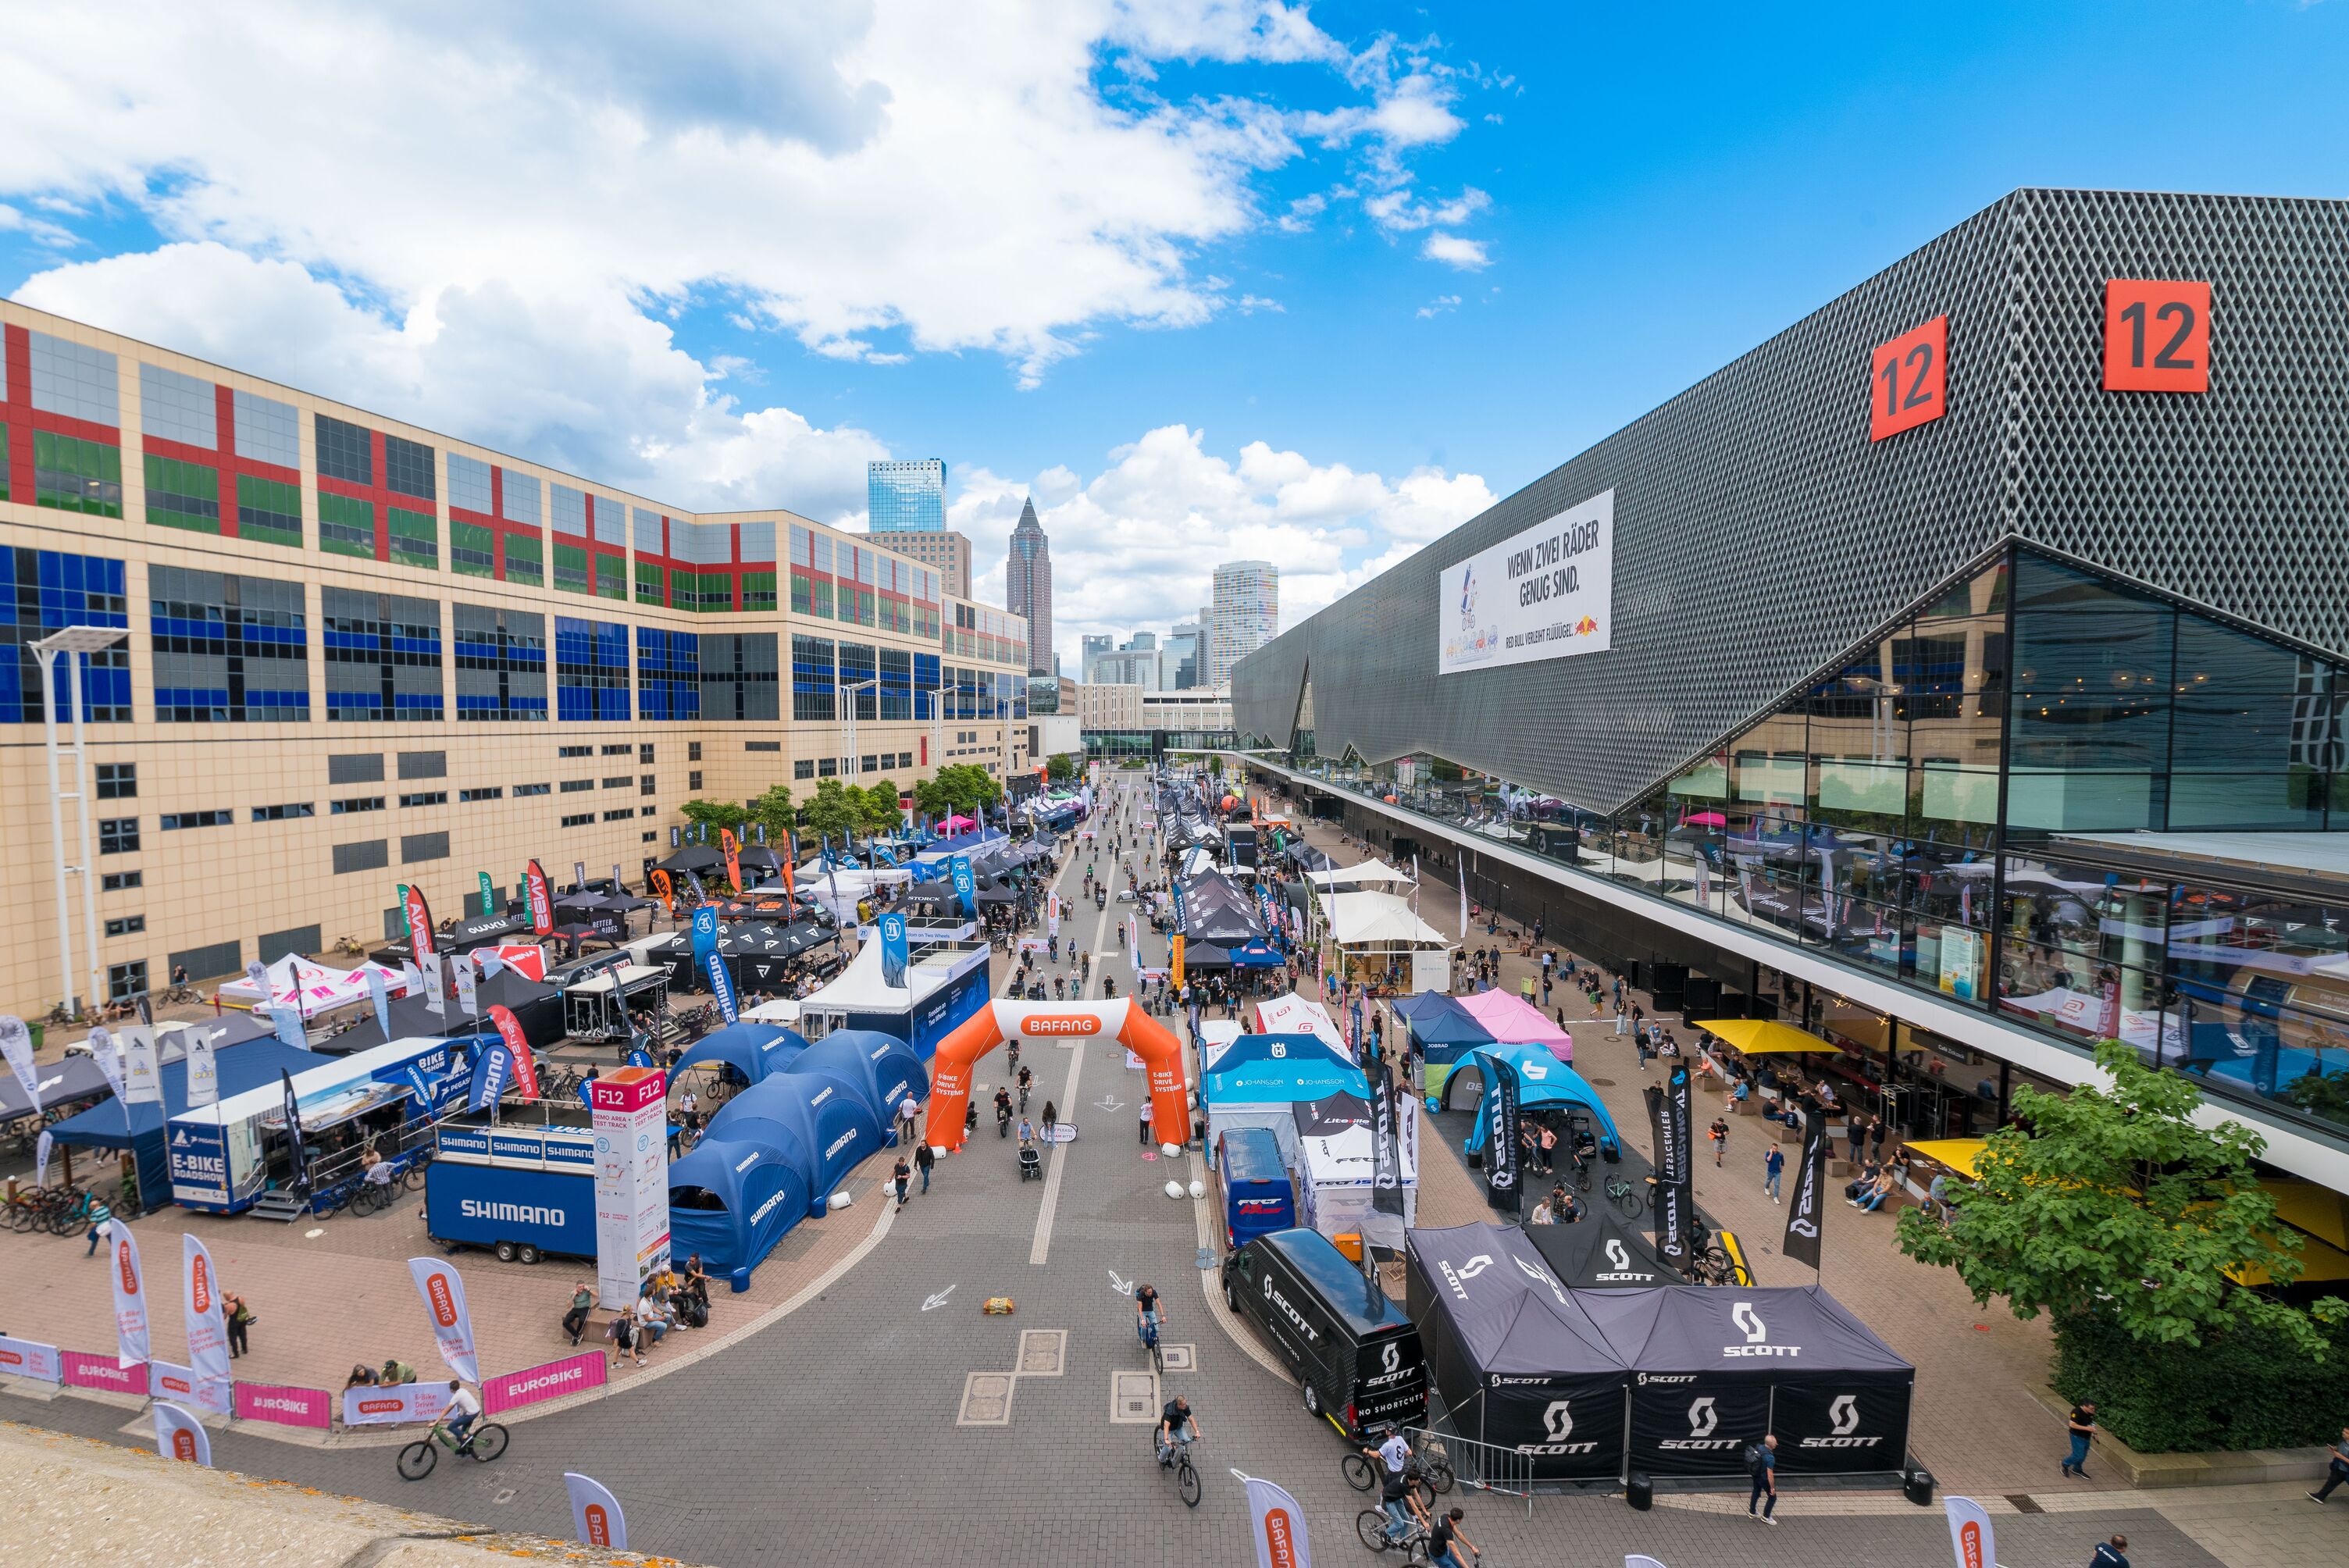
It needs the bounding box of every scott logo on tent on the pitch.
[1722,1300,1799,1359]
[1799,1393,1882,1449]
[1513,1396,1600,1457]
[1596,1238,1656,1285]
[1438,1253,1493,1301]
[1657,1395,1740,1452]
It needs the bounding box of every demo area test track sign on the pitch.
[1439,489,1615,675]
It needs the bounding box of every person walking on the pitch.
[1747,1433,1778,1523]
[84,1203,115,1258]
[891,1156,911,1208]
[2308,1424,2349,1502]
[2062,1399,2098,1478]
[223,1292,253,1358]
[2090,1534,2130,1568]
[914,1139,935,1194]
[1763,1144,1785,1203]
[896,1094,919,1148]
[1709,1115,1730,1167]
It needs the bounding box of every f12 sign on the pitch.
[2104,280,2209,392]
[1870,316,1947,441]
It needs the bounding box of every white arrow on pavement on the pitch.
[1096,1095,1125,1113]
[921,1285,957,1312]
[1107,1268,1135,1297]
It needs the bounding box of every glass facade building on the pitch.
[867,458,946,533]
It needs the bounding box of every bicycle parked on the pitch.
[1603,1173,1644,1219]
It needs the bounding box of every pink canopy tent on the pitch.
[1454,990,1574,1062]
[940,814,977,832]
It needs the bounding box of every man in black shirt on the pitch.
[1156,1395,1199,1465]
[2062,1399,2098,1478]
[1425,1506,1476,1566]
[1134,1282,1161,1356]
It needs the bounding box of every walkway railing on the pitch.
[1403,1422,1538,1516]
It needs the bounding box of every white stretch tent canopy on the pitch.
[216,953,409,1014]
[1196,1020,1244,1071]
[742,997,804,1026]
[1253,992,1346,1055]
[1296,1104,1420,1245]
[1324,891,1453,950]
[1306,861,1417,889]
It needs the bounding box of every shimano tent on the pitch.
[784,1029,927,1125]
[1578,1285,1915,1477]
[703,1068,885,1210]
[674,1020,810,1089]
[692,1107,822,1213]
[1402,1222,1631,1480]
[665,1138,811,1289]
[1451,1044,1624,1160]
[1526,1210,1666,1289]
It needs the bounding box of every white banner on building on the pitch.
[1438,488,1614,674]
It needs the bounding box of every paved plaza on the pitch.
[1,775,2340,1566]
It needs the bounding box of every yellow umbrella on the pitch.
[1902,1137,1991,1178]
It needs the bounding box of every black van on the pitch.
[1221,1228,1428,1440]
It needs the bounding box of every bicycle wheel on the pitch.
[1424,1456,1456,1495]
[1611,1186,1644,1220]
[1357,1509,1393,1551]
[397,1440,438,1480]
[1150,1339,1164,1378]
[1575,1163,1592,1193]
[465,1424,508,1462]
[1177,1455,1201,1508]
[1342,1452,1376,1491]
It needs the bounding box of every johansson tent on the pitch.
[1455,990,1574,1063]
[1390,992,1498,1100]
[1525,1210,1667,1289]
[1450,1044,1624,1160]
[785,1029,927,1124]
[1292,1092,1419,1244]
[674,1020,810,1089]
[703,1068,885,1211]
[1577,1285,1915,1477]
[47,1038,331,1208]
[1203,1034,1371,1168]
[1402,1222,1633,1481]
[665,1138,812,1288]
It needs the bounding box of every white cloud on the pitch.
[990,423,1495,669]
[1236,294,1284,313]
[1421,233,1491,270]
[1416,294,1460,319]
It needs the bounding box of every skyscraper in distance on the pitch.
[1004,497,1053,675]
[1209,560,1277,688]
[868,458,946,532]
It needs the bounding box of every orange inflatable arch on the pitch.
[924,998,1189,1151]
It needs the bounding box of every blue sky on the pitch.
[2,2,2344,664]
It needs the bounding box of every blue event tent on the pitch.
[1203,1034,1371,1168]
[1449,1043,1624,1158]
[786,1030,926,1124]
[666,1138,812,1289]
[673,1020,808,1089]
[1390,992,1500,1099]
[703,1067,886,1212]
[47,1038,330,1207]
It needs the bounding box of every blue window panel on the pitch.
[2,547,132,722]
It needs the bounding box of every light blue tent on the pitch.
[1449,1042,1624,1158]
[1203,1033,1371,1168]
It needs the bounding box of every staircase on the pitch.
[251,1191,311,1224]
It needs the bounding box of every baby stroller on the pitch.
[1018,1142,1043,1181]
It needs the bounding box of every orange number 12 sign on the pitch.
[1870,316,1947,442]
[2104,280,2209,392]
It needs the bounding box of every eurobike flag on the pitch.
[525,858,554,935]
[948,854,977,919]
[453,953,479,1019]
[1782,1102,1829,1270]
[407,1256,481,1383]
[110,1223,149,1368]
[878,911,909,989]
[183,1233,232,1395]
[185,1021,219,1110]
[487,1003,538,1099]
[721,827,743,893]
[1239,1471,1312,1568]
[122,1024,160,1105]
[565,1472,629,1550]
[91,1025,125,1100]
[706,950,739,1025]
[151,1401,212,1466]
[405,884,437,959]
[0,1014,41,1109]
[1944,1495,1998,1568]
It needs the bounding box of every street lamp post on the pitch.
[839,678,879,780]
[32,626,128,1014]
[929,680,953,777]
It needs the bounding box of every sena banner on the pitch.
[341,1380,453,1426]
[1239,1471,1311,1568]
[487,1004,539,1099]
[233,1382,330,1428]
[182,1234,232,1392]
[109,1224,149,1368]
[151,1358,231,1415]
[0,1333,62,1383]
[406,1256,481,1383]
[1944,1495,1998,1568]
[721,827,743,893]
[151,1401,212,1466]
[1485,1054,1520,1212]
[486,1351,608,1414]
[565,1471,629,1551]
[405,884,437,958]
[1782,1103,1828,1270]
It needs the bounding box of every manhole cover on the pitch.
[1194,1248,1216,1270]
[1018,1329,1066,1376]
[1110,1370,1159,1423]
[957,1371,1015,1427]
[1160,1343,1196,1372]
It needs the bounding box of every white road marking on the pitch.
[921,1285,957,1312]
[1096,1095,1125,1113]
[1107,1267,1135,1297]
[1027,881,1111,1266]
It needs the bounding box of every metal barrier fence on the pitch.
[1402,1423,1537,1517]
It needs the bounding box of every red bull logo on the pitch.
[1022,1015,1099,1036]
[425,1273,458,1327]
[1574,615,1599,636]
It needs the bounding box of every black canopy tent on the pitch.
[320,968,565,1056]
[1403,1222,1631,1481]
[656,845,725,874]
[1525,1211,1666,1290]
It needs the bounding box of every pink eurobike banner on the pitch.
[234,1382,331,1429]
[61,1350,148,1396]
[483,1351,607,1415]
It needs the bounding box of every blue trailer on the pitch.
[424,1155,595,1266]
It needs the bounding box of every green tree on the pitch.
[911,776,952,821]
[1896,1039,2344,1356]
[1045,752,1077,785]
[746,784,796,849]
[861,781,904,835]
[797,779,864,843]
[679,798,748,835]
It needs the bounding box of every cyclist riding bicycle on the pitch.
[1363,1424,1417,1541]
[1156,1395,1201,1466]
[439,1380,482,1450]
[1017,1065,1033,1109]
[1134,1281,1161,1351]
[995,1088,1014,1135]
